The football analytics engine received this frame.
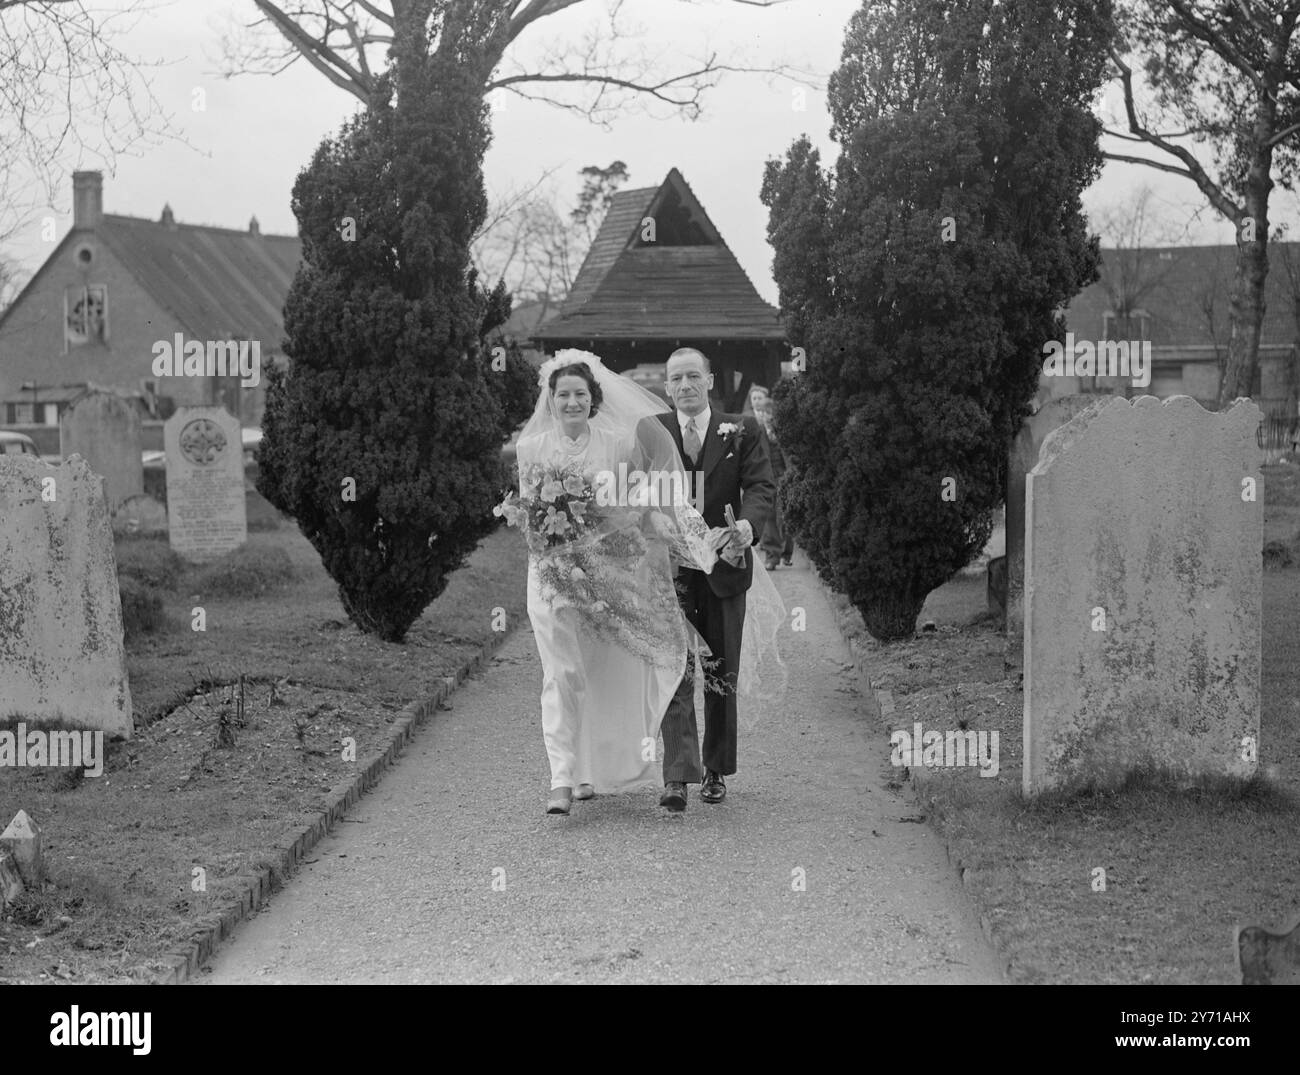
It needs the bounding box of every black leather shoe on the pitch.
[660,781,687,811]
[700,770,726,803]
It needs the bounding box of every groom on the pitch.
[655,348,776,811]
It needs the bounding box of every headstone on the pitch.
[164,406,247,562]
[59,390,143,514]
[1022,396,1261,796]
[0,810,43,888]
[1237,919,1300,984]
[0,454,133,738]
[1005,394,1098,676]
[987,555,1006,619]
[0,847,22,905]
[111,494,169,536]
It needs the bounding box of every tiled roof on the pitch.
[1065,242,1300,349]
[534,169,784,342]
[563,184,659,310]
[97,214,301,348]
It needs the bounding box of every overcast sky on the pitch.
[3,0,1265,306]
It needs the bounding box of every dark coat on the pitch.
[646,409,776,598]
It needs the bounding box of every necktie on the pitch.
[683,418,701,465]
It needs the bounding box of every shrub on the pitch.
[761,0,1111,640]
[254,16,534,643]
[114,538,183,591]
[189,545,297,597]
[118,575,166,640]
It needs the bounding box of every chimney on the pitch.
[249,215,260,236]
[72,171,103,229]
[160,203,175,228]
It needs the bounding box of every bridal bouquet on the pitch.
[494,458,597,555]
[494,460,685,668]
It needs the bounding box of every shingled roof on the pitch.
[1065,242,1300,348]
[96,213,302,347]
[533,168,784,342]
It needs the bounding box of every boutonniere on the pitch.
[717,422,744,448]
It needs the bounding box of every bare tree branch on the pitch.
[1103,46,1245,224]
[251,0,377,101]
[0,0,181,246]
[220,0,815,121]
[1164,0,1265,94]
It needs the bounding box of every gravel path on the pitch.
[200,558,1005,984]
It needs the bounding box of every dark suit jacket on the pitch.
[646,409,776,598]
[762,426,787,481]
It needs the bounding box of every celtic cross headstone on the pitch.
[163,406,247,562]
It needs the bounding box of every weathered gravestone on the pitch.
[1022,395,1261,796]
[0,455,133,738]
[1005,394,1099,676]
[1236,917,1300,985]
[164,406,247,562]
[59,390,143,514]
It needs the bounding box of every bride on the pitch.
[498,350,720,814]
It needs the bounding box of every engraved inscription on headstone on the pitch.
[164,406,247,562]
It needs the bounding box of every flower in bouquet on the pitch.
[543,505,572,537]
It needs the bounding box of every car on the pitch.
[242,427,262,464]
[0,430,41,457]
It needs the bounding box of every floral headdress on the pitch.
[537,348,606,387]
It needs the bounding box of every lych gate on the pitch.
[532,168,787,411]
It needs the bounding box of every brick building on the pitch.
[1048,242,1300,415]
[0,171,300,452]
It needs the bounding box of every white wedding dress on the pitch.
[522,424,688,794]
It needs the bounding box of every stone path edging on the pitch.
[823,591,1017,983]
[151,622,518,985]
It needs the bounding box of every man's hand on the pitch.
[706,526,734,552]
[719,544,746,567]
[709,520,752,549]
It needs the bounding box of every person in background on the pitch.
[754,397,794,570]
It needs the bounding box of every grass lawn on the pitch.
[832,461,1300,984]
[0,495,527,984]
